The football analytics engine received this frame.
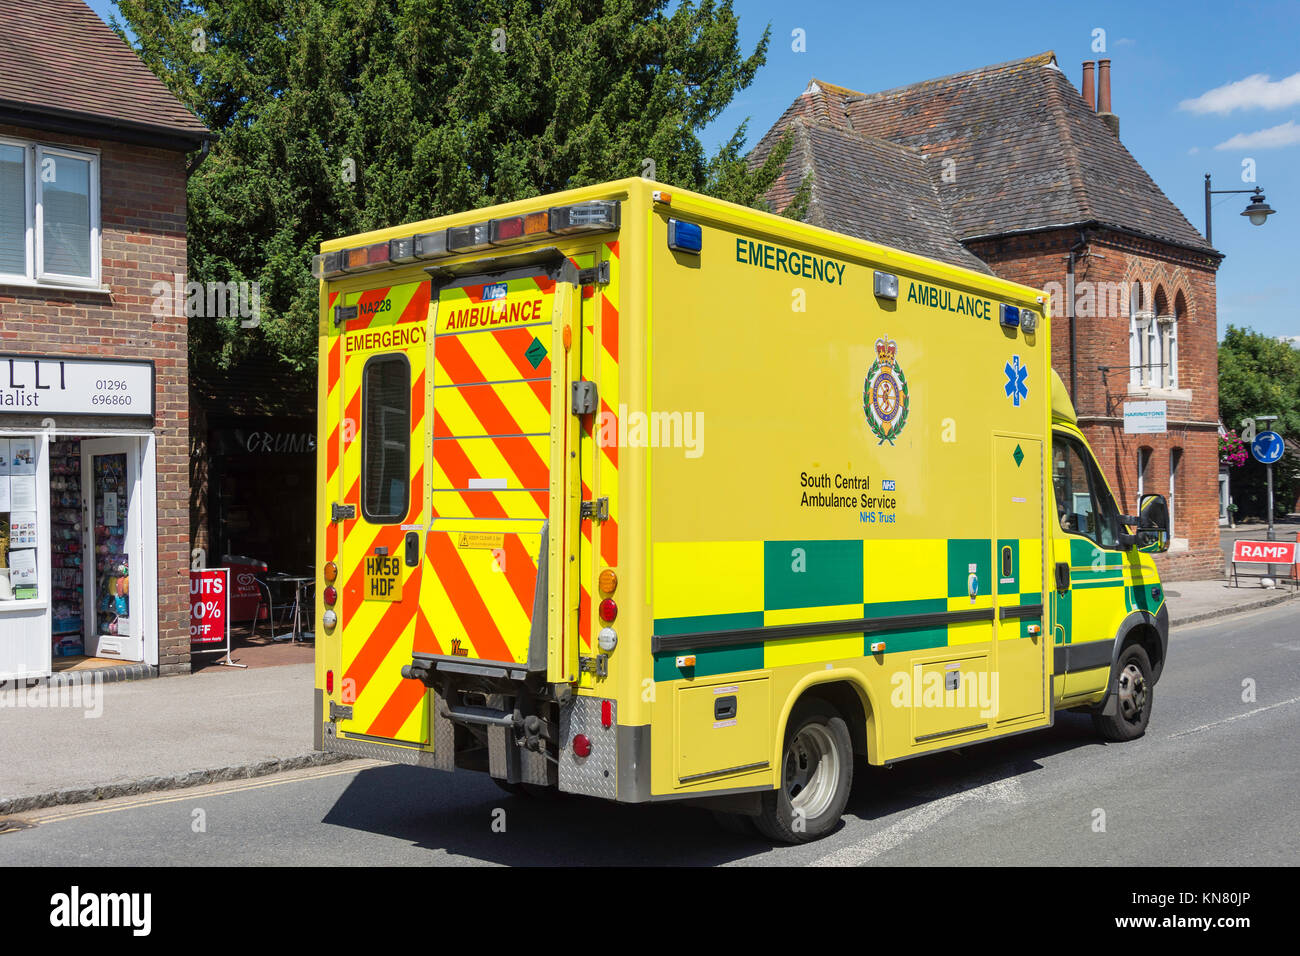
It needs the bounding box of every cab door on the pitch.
[334,279,432,745]
[1049,432,1129,699]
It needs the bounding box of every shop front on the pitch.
[0,355,160,681]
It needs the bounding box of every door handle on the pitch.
[714,696,737,721]
[404,531,420,567]
[1055,561,1070,593]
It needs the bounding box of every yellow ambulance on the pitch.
[311,178,1171,842]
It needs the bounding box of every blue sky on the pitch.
[88,0,1299,340]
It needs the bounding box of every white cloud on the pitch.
[1187,146,1200,154]
[1214,120,1300,150]
[1180,72,1300,114]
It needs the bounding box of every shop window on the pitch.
[362,355,410,523]
[0,436,41,604]
[0,137,100,287]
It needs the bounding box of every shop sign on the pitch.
[1123,401,1167,434]
[0,356,154,416]
[190,568,229,644]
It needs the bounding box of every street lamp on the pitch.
[1242,191,1277,227]
[1204,174,1278,245]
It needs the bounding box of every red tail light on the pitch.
[598,598,617,623]
[572,734,591,758]
[601,700,613,728]
[323,585,337,606]
[326,670,334,694]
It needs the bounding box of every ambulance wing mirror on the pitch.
[1134,494,1170,553]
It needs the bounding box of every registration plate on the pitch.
[364,555,403,601]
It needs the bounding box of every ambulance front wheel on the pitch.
[755,700,853,843]
[1092,644,1153,742]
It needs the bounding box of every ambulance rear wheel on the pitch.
[755,700,852,843]
[1092,644,1153,742]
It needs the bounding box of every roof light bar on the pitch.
[550,200,620,234]
[388,237,417,264]
[414,231,449,259]
[316,200,622,278]
[491,210,551,245]
[446,222,493,253]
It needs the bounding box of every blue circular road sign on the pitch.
[1252,430,1284,464]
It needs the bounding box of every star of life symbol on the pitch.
[1004,355,1028,407]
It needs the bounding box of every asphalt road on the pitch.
[2,602,1298,866]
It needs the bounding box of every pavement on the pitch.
[1,576,1297,816]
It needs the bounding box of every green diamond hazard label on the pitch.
[524,337,547,369]
[1013,444,1024,467]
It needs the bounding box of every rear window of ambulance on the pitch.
[361,354,410,522]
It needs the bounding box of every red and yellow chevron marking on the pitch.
[422,275,556,665]
[334,279,432,745]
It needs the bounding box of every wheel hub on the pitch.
[1116,662,1147,722]
[784,724,840,819]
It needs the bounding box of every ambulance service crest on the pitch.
[863,336,909,445]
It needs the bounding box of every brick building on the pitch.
[0,0,209,679]
[755,52,1223,579]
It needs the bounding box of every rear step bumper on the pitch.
[403,654,534,683]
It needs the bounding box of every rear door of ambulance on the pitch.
[330,278,435,748]
[420,264,581,682]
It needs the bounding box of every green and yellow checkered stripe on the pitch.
[651,538,1043,681]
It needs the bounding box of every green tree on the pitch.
[113,0,790,379]
[1218,325,1300,520]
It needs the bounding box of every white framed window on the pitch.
[0,137,100,288]
[1156,315,1178,389]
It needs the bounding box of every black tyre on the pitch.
[1092,644,1154,741]
[755,700,853,843]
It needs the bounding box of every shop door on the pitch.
[81,438,143,661]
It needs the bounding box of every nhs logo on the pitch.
[483,282,508,300]
[881,479,896,491]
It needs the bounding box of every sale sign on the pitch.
[1232,540,1297,565]
[190,568,229,644]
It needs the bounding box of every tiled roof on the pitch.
[761,118,991,273]
[757,52,1214,257]
[0,0,209,145]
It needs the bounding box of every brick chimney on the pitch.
[1096,58,1120,137]
[1081,60,1095,110]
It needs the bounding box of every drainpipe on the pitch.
[186,139,211,180]
[1067,229,1088,400]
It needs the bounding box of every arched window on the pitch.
[1137,445,1153,511]
[1168,290,1187,390]
[1169,447,1184,539]
[1151,286,1169,388]
[1128,281,1150,389]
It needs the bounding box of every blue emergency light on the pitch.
[667,219,702,254]
[1000,304,1020,329]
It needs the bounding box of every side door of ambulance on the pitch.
[992,434,1047,724]
[333,279,433,746]
[1049,432,1128,699]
